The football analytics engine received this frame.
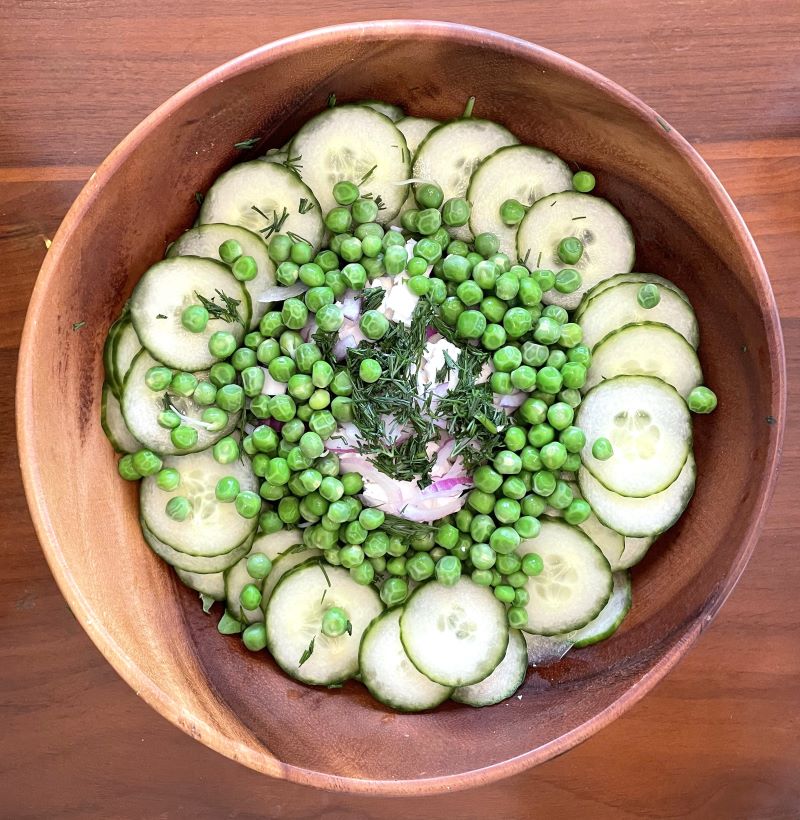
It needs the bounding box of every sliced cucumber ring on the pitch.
[359,608,452,712]
[578,452,696,537]
[400,577,509,687]
[576,272,690,319]
[121,350,238,455]
[101,382,140,453]
[413,118,518,240]
[618,535,656,569]
[289,105,411,224]
[516,191,635,309]
[518,518,613,635]
[103,315,126,397]
[140,448,258,557]
[265,561,383,686]
[167,224,276,329]
[468,145,572,256]
[112,319,142,391]
[584,323,703,400]
[566,571,631,648]
[200,160,324,250]
[176,567,225,599]
[452,628,527,707]
[358,99,405,122]
[395,116,440,155]
[141,520,253,573]
[129,257,250,372]
[579,281,699,350]
[577,376,692,498]
[249,528,305,562]
[260,543,320,607]
[224,541,266,624]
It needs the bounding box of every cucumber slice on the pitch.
[468,145,572,257]
[518,517,613,635]
[413,119,518,240]
[140,448,258,556]
[359,608,452,712]
[103,316,126,397]
[100,382,140,453]
[289,105,411,224]
[250,528,305,561]
[166,224,276,329]
[260,543,322,606]
[400,577,509,687]
[200,160,324,250]
[516,191,635,309]
[265,561,383,686]
[112,320,142,391]
[452,629,527,707]
[579,281,699,351]
[358,99,405,122]
[141,520,253,573]
[618,534,656,569]
[577,375,692,498]
[225,542,265,624]
[567,571,631,648]
[395,116,440,155]
[578,452,696,537]
[129,257,250,372]
[175,567,225,599]
[523,632,575,667]
[576,272,690,320]
[584,323,704,400]
[121,349,238,455]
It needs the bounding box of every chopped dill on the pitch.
[360,286,386,312]
[234,137,260,150]
[252,205,290,239]
[194,289,244,325]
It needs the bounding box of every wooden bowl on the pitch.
[17,21,785,794]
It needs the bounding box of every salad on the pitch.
[101,97,718,711]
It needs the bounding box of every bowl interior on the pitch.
[19,23,783,792]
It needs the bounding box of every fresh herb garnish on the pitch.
[286,231,310,245]
[298,197,314,214]
[359,164,378,186]
[194,191,204,205]
[462,96,476,118]
[298,636,316,667]
[282,154,303,175]
[320,588,328,605]
[374,195,386,211]
[252,205,290,239]
[72,321,85,331]
[194,289,244,325]
[536,251,543,268]
[313,327,339,364]
[345,620,353,637]
[572,216,587,221]
[327,92,337,108]
[379,513,437,539]
[319,562,331,588]
[156,313,167,319]
[361,286,386,312]
[234,137,260,150]
[656,116,672,133]
[520,249,531,266]
[277,543,309,558]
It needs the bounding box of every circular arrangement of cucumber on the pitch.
[101,96,717,711]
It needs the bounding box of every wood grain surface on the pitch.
[1,2,798,817]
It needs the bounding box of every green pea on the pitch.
[493,584,514,604]
[495,271,520,301]
[540,441,567,471]
[520,493,545,518]
[219,238,243,264]
[144,366,172,392]
[400,208,420,233]
[412,182,442,210]
[268,235,293,264]
[535,366,562,395]
[308,410,335,440]
[254,338,278,367]
[355,508,382,533]
[561,453,581,473]
[131,448,161,477]
[510,365,537,392]
[286,445,312,471]
[352,197,379,224]
[555,323,581,349]
[239,582,262,612]
[208,331,236,359]
[557,236,584,265]
[252,454,270,477]
[189,380,215,407]
[267,355,295,384]
[404,256,427,277]
[501,475,527,500]
[441,197,470,227]
[563,499,591,525]
[212,436,239,465]
[214,384,242,414]
[589,436,613,462]
[319,606,349,640]
[472,260,498,290]
[431,523,457,550]
[181,305,209,333]
[443,240,466,257]
[470,569,492,586]
[505,606,527,628]
[500,198,526,226]
[492,345,522,373]
[246,552,273,579]
[474,232,500,258]
[544,351,566,372]
[503,307,532,339]
[480,295,508,322]
[467,542,494,571]
[470,514,496,544]
[325,206,353,234]
[554,268,582,294]
[433,555,460,587]
[455,280,483,307]
[379,577,407,607]
[488,371,510,395]
[518,277,543,307]
[548,480,574,510]
[414,237,442,264]
[528,270,553,293]
[237,367,262,399]
[264,457,289,486]
[403,275,427,297]
[496,552,521,575]
[348,561,374,586]
[315,477,342,505]
[520,445,542,472]
[170,424,198,450]
[302,286,332,314]
[532,470,557,497]
[560,425,586,453]
[456,309,487,339]
[232,255,258,282]
[545,401,573,431]
[540,304,565,324]
[435,298,462,329]
[504,426,527,452]
[339,237,364,263]
[276,260,299,286]
[280,298,308,330]
[287,242,311,266]
[245,436,260,456]
[384,556,407,577]
[286,374,312,402]
[513,515,539,539]
[571,170,595,192]
[558,388,582,409]
[442,254,470,283]
[687,386,718,414]
[401,552,431,582]
[354,357,380,385]
[488,525,520,555]
[344,519,368,545]
[361,233,383,259]
[257,312,282,340]
[313,304,342,334]
[360,310,390,341]
[166,495,192,521]
[494,497,521,524]
[155,467,180,492]
[312,249,337,272]
[339,262,365,291]
[467,488,496,515]
[332,180,359,206]
[362,531,388,558]
[561,362,586,390]
[275,496,299,523]
[565,346,590,370]
[478,323,504,351]
[201,406,228,432]
[492,450,521,476]
[413,207,440,236]
[214,475,240,503]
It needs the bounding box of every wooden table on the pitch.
[2,2,798,817]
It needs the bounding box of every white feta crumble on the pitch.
[417,338,461,393]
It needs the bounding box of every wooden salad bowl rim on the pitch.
[17,20,786,795]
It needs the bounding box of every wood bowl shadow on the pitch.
[16,20,785,795]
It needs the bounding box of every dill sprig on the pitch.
[282,154,303,175]
[359,164,377,185]
[252,205,290,239]
[298,197,314,214]
[379,513,437,539]
[234,137,260,150]
[194,289,244,325]
[361,286,386,312]
[312,327,339,364]
[298,636,315,667]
